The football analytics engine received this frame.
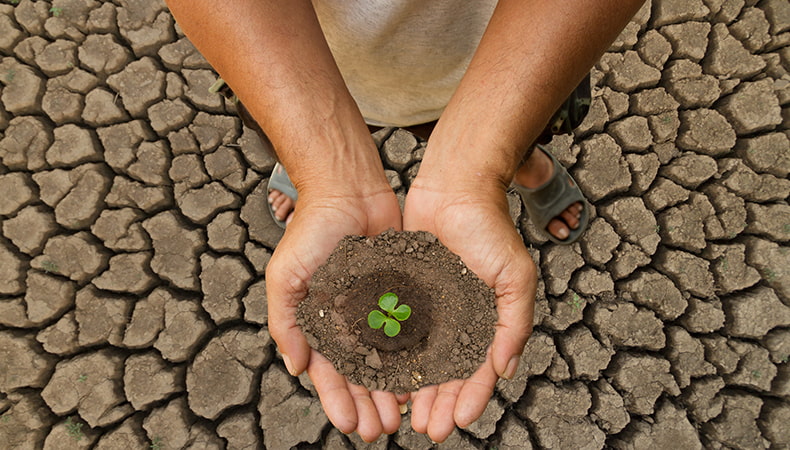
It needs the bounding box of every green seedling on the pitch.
[65,416,84,441]
[41,260,59,273]
[77,374,87,382]
[150,437,163,450]
[49,6,62,16]
[367,292,411,337]
[568,293,584,312]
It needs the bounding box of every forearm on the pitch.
[165,0,386,197]
[418,0,646,191]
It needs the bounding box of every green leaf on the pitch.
[383,318,401,337]
[378,292,399,313]
[392,304,411,321]
[367,310,386,329]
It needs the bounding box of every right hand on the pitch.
[265,179,407,441]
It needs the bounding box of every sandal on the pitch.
[268,162,298,229]
[512,145,589,245]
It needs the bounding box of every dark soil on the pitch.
[296,230,497,393]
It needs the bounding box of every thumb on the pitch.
[490,257,536,379]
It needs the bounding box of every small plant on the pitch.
[10,0,20,5]
[763,268,777,282]
[1,414,10,423]
[367,292,411,337]
[64,416,84,441]
[5,68,15,83]
[40,260,59,273]
[780,354,788,364]
[568,293,584,312]
[150,437,163,450]
[49,6,62,16]
[77,374,87,382]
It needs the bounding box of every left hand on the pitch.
[402,177,537,443]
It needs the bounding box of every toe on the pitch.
[546,218,570,241]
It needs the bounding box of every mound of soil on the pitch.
[296,230,497,393]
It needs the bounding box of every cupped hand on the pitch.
[265,181,406,441]
[402,178,537,443]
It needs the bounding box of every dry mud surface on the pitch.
[0,0,789,448]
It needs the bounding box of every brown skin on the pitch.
[165,0,645,442]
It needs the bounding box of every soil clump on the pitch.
[297,229,497,393]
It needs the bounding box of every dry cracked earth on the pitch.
[0,0,789,448]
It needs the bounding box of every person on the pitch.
[165,0,645,443]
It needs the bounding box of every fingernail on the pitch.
[503,356,520,380]
[399,403,408,415]
[283,354,296,376]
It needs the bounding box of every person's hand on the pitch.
[265,177,408,441]
[402,177,537,443]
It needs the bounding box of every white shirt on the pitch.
[312,0,498,127]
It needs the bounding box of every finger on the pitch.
[454,361,498,427]
[410,385,437,434]
[371,390,402,435]
[491,261,536,380]
[308,351,358,434]
[267,302,311,375]
[426,380,464,443]
[348,383,383,442]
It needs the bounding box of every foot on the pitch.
[513,147,583,241]
[268,189,295,225]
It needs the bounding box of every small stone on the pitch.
[258,365,328,449]
[573,134,631,201]
[660,152,718,188]
[680,376,725,423]
[41,348,132,428]
[611,399,702,449]
[734,132,790,178]
[154,294,213,363]
[678,297,725,333]
[704,243,761,294]
[382,128,418,171]
[703,393,769,448]
[82,87,128,127]
[143,211,205,291]
[704,23,766,78]
[78,33,132,76]
[0,172,37,216]
[653,0,710,26]
[618,269,687,320]
[745,202,790,242]
[665,326,716,388]
[244,242,272,276]
[589,301,665,351]
[606,353,680,415]
[607,115,652,152]
[589,379,630,434]
[91,208,150,252]
[147,98,195,136]
[177,181,240,225]
[579,217,620,267]
[660,21,711,61]
[676,109,736,156]
[36,311,79,356]
[644,178,689,211]
[718,79,783,135]
[557,325,614,380]
[729,7,771,52]
[92,252,157,295]
[723,286,790,338]
[541,244,585,296]
[123,287,168,349]
[3,205,57,256]
[124,351,184,411]
[199,254,253,324]
[655,248,715,298]
[31,232,109,284]
[598,197,660,255]
[0,330,57,392]
[600,50,662,92]
[47,124,102,167]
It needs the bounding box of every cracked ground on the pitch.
[1,0,789,448]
